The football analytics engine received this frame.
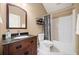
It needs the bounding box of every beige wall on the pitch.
[0,3,47,54]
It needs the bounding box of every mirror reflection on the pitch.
[7,4,27,29]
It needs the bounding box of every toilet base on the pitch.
[38,40,53,55]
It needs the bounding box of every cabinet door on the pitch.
[3,45,9,55]
[23,36,37,55]
[8,40,29,55]
[30,37,37,55]
[8,42,23,54]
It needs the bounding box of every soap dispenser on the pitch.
[6,30,11,41]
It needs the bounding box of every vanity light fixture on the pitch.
[0,15,3,40]
[0,16,3,24]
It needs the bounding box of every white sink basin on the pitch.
[14,36,30,39]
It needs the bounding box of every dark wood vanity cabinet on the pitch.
[3,36,37,55]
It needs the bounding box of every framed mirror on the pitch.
[6,4,27,29]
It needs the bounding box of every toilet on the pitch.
[37,33,53,55]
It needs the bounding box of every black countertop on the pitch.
[0,35,35,45]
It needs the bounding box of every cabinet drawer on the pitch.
[9,50,24,55]
[8,40,29,54]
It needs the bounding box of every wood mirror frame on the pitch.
[6,3,27,29]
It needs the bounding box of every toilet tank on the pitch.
[38,33,44,41]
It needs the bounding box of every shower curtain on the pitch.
[44,15,51,41]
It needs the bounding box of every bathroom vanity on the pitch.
[0,4,37,55]
[2,36,37,55]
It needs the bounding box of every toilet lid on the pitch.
[40,40,53,45]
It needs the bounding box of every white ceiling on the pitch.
[43,3,72,13]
